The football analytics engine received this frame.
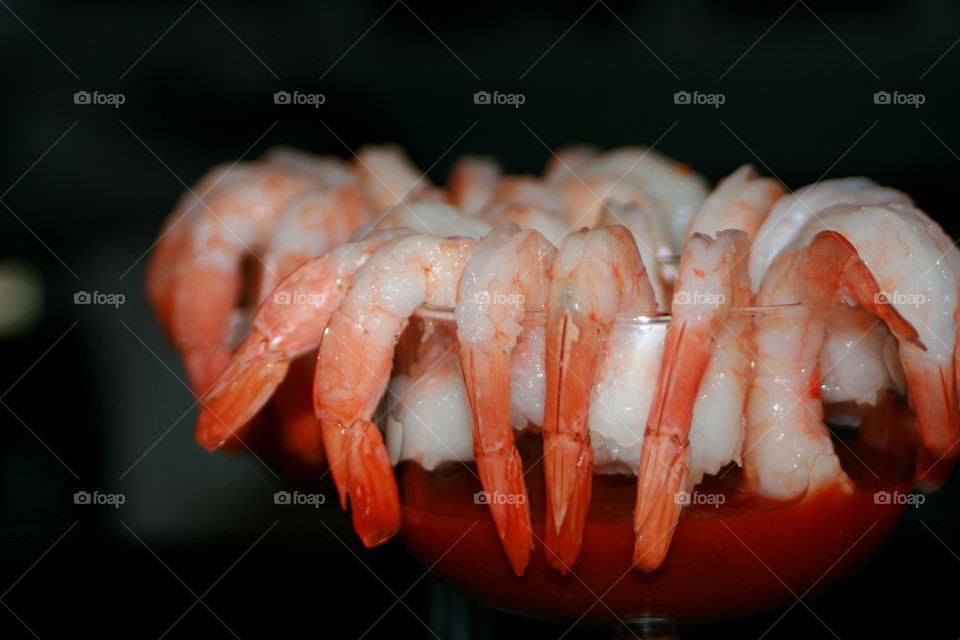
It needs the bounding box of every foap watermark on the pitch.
[274,90,326,108]
[473,90,525,108]
[874,490,925,507]
[74,290,125,308]
[874,90,925,108]
[74,490,126,508]
[74,90,125,108]
[471,291,526,306]
[673,90,725,108]
[273,290,328,307]
[874,290,927,308]
[274,490,326,507]
[474,490,526,506]
[673,291,726,307]
[674,491,725,507]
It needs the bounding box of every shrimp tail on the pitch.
[543,310,598,572]
[460,348,532,576]
[325,418,401,548]
[195,331,289,451]
[633,321,709,570]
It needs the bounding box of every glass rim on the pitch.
[413,302,807,324]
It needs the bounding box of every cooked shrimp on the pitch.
[819,306,903,408]
[543,145,598,184]
[744,230,923,502]
[314,234,476,547]
[494,175,565,212]
[748,178,911,290]
[561,147,709,246]
[354,144,429,211]
[256,185,369,303]
[387,352,475,471]
[543,226,658,571]
[685,164,785,242]
[483,203,569,247]
[447,156,501,215]
[355,199,492,240]
[602,200,673,309]
[793,204,958,460]
[167,166,315,393]
[456,224,556,575]
[686,233,754,489]
[633,230,747,571]
[194,230,409,451]
[589,316,667,473]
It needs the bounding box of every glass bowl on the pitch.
[390,306,917,628]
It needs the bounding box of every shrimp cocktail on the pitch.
[147,145,956,627]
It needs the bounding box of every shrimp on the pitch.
[543,226,658,571]
[602,200,673,309]
[447,156,501,215]
[194,230,409,451]
[256,185,369,303]
[543,145,598,184]
[386,352,475,471]
[355,199,492,240]
[686,233,754,489]
[494,175,566,213]
[684,164,785,242]
[483,203,569,248]
[314,234,476,547]
[146,164,255,338]
[633,230,747,571]
[166,166,315,393]
[793,205,958,461]
[456,224,556,575]
[748,178,911,290]
[353,144,430,211]
[561,147,709,246]
[744,230,923,502]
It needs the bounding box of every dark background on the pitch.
[2,0,959,637]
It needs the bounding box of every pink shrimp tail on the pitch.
[633,321,710,570]
[543,311,599,572]
[321,417,401,548]
[195,332,289,451]
[461,348,532,576]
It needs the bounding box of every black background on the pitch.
[2,1,959,638]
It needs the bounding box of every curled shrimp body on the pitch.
[482,203,569,248]
[314,234,477,547]
[353,144,430,211]
[456,224,556,575]
[633,230,748,571]
[355,199,492,240]
[744,230,923,501]
[792,205,959,468]
[543,226,658,571]
[194,230,410,451]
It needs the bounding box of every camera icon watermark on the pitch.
[272,289,327,307]
[874,490,925,507]
[473,490,526,505]
[74,290,125,308]
[473,90,525,108]
[274,490,326,507]
[471,291,526,306]
[673,291,725,307]
[74,90,125,108]
[873,90,925,108]
[74,490,126,508]
[674,491,725,507]
[673,90,725,108]
[274,90,325,108]
[874,290,927,308]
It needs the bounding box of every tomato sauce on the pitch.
[399,414,915,623]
